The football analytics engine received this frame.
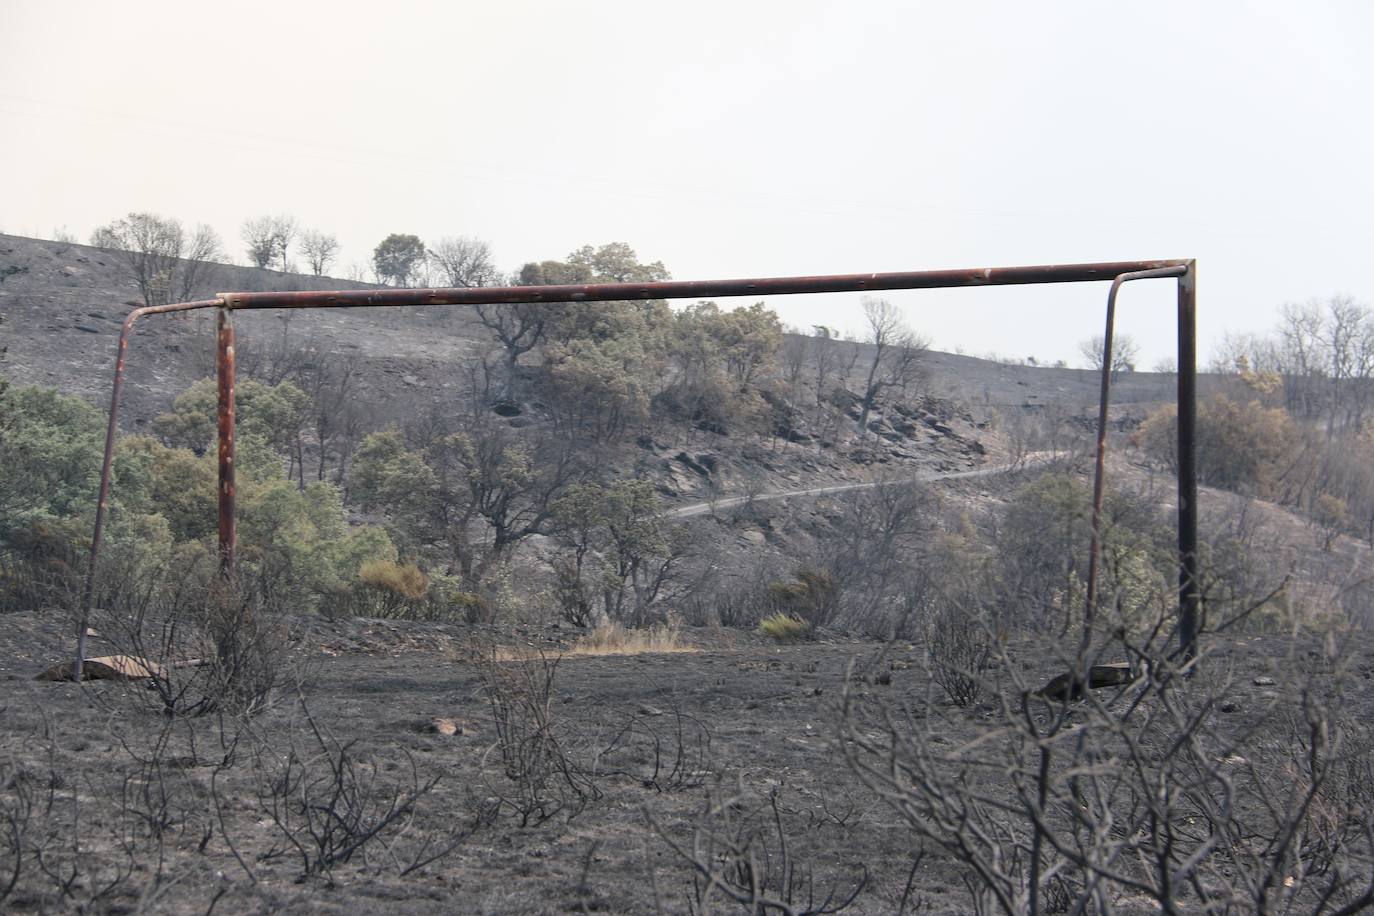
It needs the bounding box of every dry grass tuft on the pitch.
[568,623,697,657]
[486,624,697,662]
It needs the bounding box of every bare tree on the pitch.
[471,303,549,402]
[1078,332,1141,378]
[430,236,499,288]
[299,230,339,278]
[779,328,810,397]
[273,216,298,271]
[1321,296,1374,437]
[241,215,297,271]
[174,224,224,302]
[1277,301,1326,420]
[857,299,928,435]
[90,212,184,307]
[241,216,277,269]
[810,326,837,411]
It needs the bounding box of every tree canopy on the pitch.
[373,233,427,286]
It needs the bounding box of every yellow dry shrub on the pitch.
[758,612,811,642]
[358,558,429,600]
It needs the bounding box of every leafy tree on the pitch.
[115,436,217,542]
[516,258,593,287]
[153,377,308,459]
[527,248,676,430]
[445,428,578,580]
[0,386,105,537]
[518,242,668,287]
[516,259,593,286]
[238,476,393,614]
[595,479,684,625]
[665,302,782,433]
[1314,493,1347,551]
[350,429,441,552]
[542,302,672,439]
[566,242,670,283]
[995,474,1166,632]
[351,423,579,586]
[373,233,427,287]
[552,479,684,626]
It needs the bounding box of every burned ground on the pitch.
[3,609,1373,914]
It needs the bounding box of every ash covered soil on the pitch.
[3,610,1371,914]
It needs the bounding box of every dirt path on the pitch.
[668,452,1057,518]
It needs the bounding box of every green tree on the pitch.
[373,233,427,287]
[596,479,683,625]
[566,242,670,283]
[115,436,217,542]
[351,424,579,586]
[666,302,782,433]
[552,479,684,626]
[350,430,442,552]
[517,259,594,286]
[153,377,308,459]
[0,386,105,537]
[1314,493,1347,551]
[238,477,393,614]
[544,316,670,438]
[518,242,668,287]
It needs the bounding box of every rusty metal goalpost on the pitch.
[74,258,1198,679]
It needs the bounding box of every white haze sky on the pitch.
[2,0,1370,368]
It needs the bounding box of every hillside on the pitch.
[0,232,1175,456]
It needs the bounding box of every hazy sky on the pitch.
[2,0,1369,367]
